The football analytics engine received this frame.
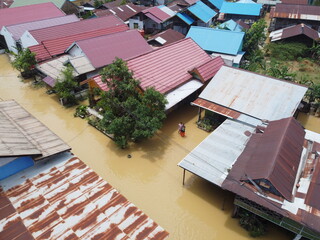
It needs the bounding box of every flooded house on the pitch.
[0,15,79,54]
[0,2,66,50]
[186,26,245,67]
[9,0,80,15]
[0,99,169,239]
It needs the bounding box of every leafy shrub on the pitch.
[238,209,267,237]
[265,42,308,61]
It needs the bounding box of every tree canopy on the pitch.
[11,48,36,73]
[243,19,267,56]
[97,58,168,148]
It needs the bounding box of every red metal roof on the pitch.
[101,3,146,21]
[0,154,169,240]
[29,44,52,62]
[239,117,305,201]
[281,0,308,5]
[74,30,153,69]
[29,15,124,43]
[271,4,320,19]
[43,24,128,57]
[127,38,212,94]
[191,56,225,82]
[92,75,109,91]
[143,7,172,23]
[281,23,320,41]
[0,2,65,29]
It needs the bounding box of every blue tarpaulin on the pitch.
[176,13,195,25]
[187,1,217,23]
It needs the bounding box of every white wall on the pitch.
[20,31,39,49]
[129,18,144,30]
[67,44,84,57]
[1,27,18,53]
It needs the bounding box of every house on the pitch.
[178,116,320,240]
[147,28,185,47]
[186,26,245,67]
[190,65,308,126]
[0,2,66,49]
[218,2,262,23]
[129,5,176,33]
[0,100,169,240]
[0,15,79,54]
[37,30,153,86]
[90,38,224,112]
[269,23,320,45]
[185,1,217,27]
[270,4,320,31]
[95,3,146,24]
[20,15,124,49]
[218,19,246,32]
[29,22,129,62]
[9,0,79,15]
[0,100,70,180]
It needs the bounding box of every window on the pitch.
[133,23,139,29]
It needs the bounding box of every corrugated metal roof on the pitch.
[184,0,199,5]
[208,0,224,9]
[281,0,308,4]
[269,24,320,42]
[239,117,305,201]
[176,12,195,25]
[10,0,66,8]
[190,56,225,82]
[5,14,79,41]
[220,2,262,16]
[186,26,245,55]
[28,44,52,62]
[178,119,256,187]
[142,6,173,23]
[148,29,185,46]
[199,66,308,121]
[0,100,70,160]
[236,19,250,29]
[73,30,152,69]
[219,19,244,32]
[271,4,320,20]
[187,1,217,23]
[127,38,212,94]
[102,3,146,21]
[0,152,169,240]
[0,2,65,30]
[29,15,124,43]
[158,5,176,17]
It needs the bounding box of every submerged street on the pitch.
[1,53,314,239]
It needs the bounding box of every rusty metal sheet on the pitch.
[0,153,169,240]
[273,4,320,20]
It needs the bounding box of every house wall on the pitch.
[0,156,34,180]
[195,18,212,27]
[20,31,39,49]
[144,18,162,32]
[129,17,144,30]
[0,27,17,53]
[68,44,84,57]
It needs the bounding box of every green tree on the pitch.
[243,19,267,56]
[309,42,320,61]
[12,48,36,75]
[54,66,78,106]
[97,58,167,148]
[266,61,296,81]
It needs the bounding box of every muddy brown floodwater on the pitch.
[0,54,302,239]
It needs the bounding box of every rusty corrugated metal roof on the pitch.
[127,38,212,94]
[272,3,320,20]
[239,117,305,201]
[102,3,146,21]
[0,100,70,160]
[281,0,308,5]
[0,153,169,239]
[270,24,320,42]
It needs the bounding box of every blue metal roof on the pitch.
[186,26,245,55]
[208,0,224,9]
[219,20,243,32]
[176,13,195,25]
[187,1,217,23]
[220,2,262,16]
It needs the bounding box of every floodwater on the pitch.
[0,53,297,240]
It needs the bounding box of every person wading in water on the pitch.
[178,122,186,137]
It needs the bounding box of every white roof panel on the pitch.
[178,119,255,186]
[199,66,308,121]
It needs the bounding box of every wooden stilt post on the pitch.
[183,169,186,186]
[197,108,202,122]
